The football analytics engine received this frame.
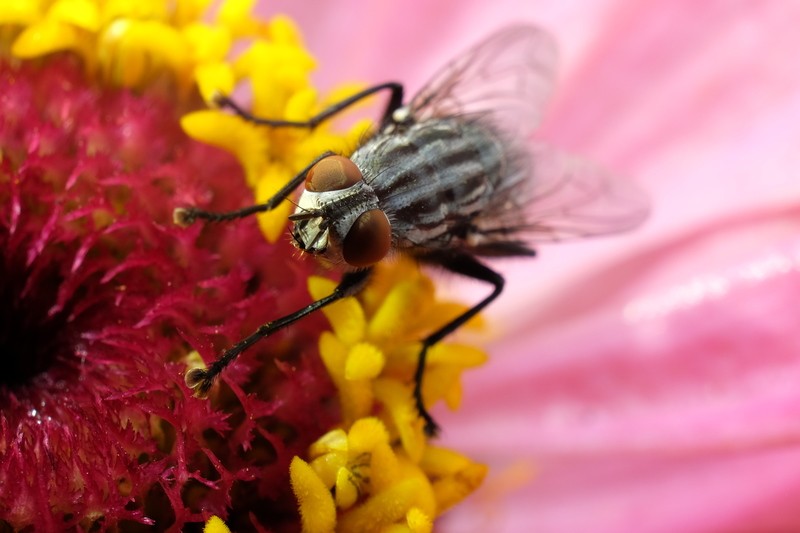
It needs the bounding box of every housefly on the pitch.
[176,25,648,435]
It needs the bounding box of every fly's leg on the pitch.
[414,253,506,436]
[175,83,405,225]
[173,151,336,225]
[185,268,372,396]
[214,81,405,130]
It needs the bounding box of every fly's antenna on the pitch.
[286,197,302,211]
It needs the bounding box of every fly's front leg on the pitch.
[185,268,373,396]
[214,82,405,130]
[173,151,336,226]
[414,253,505,436]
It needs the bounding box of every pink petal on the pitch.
[438,206,800,532]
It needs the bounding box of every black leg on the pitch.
[414,253,505,436]
[173,151,336,226]
[175,84,406,227]
[215,82,405,130]
[185,268,373,396]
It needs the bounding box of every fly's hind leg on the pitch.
[414,253,506,436]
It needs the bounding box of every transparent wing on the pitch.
[408,25,558,137]
[403,26,647,249]
[474,144,650,246]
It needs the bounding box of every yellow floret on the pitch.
[203,515,231,533]
[291,456,338,533]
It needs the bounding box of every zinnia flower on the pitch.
[272,0,800,531]
[0,2,485,530]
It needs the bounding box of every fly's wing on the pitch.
[407,25,557,137]
[404,25,648,250]
[473,143,649,248]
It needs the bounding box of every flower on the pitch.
[0,1,489,530]
[274,0,800,531]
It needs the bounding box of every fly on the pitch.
[175,25,648,435]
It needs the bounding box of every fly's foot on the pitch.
[414,390,440,437]
[173,207,198,227]
[212,92,235,110]
[421,410,440,438]
[184,367,214,398]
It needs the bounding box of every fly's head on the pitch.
[290,155,392,269]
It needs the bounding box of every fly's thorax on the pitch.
[291,178,393,269]
[350,116,529,251]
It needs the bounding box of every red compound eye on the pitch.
[305,155,362,192]
[342,209,392,268]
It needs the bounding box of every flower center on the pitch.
[0,254,78,387]
[0,56,176,394]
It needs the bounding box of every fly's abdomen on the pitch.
[351,116,530,251]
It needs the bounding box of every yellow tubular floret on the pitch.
[291,457,338,533]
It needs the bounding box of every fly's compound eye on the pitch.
[305,155,363,192]
[342,209,392,268]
